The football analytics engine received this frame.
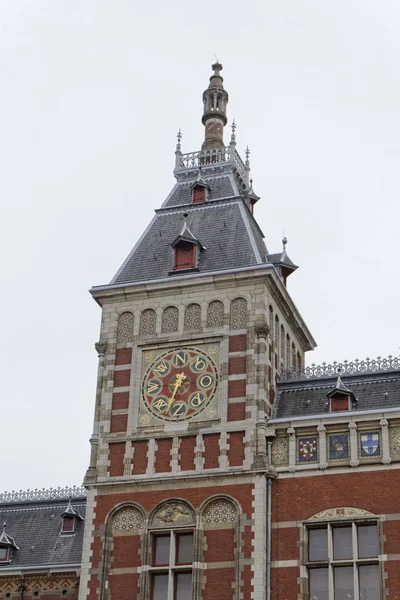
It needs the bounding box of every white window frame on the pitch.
[305,519,382,599]
[149,528,194,600]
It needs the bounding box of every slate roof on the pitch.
[162,174,239,208]
[273,370,400,420]
[112,199,268,285]
[0,497,86,569]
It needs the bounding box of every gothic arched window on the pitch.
[184,303,201,331]
[292,343,296,370]
[206,300,224,327]
[140,309,156,336]
[229,298,248,329]
[296,351,302,371]
[116,312,134,343]
[161,306,179,333]
[280,325,285,368]
[269,306,274,340]
[275,316,279,350]
[286,334,291,370]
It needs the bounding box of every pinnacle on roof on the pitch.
[327,375,355,401]
[267,237,298,286]
[202,62,229,151]
[61,497,83,521]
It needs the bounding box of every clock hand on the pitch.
[165,373,186,413]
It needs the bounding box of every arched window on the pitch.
[140,309,156,336]
[162,306,179,333]
[292,343,296,370]
[149,501,195,600]
[280,325,285,368]
[296,351,302,371]
[269,306,274,340]
[206,300,224,327]
[275,316,279,351]
[229,297,248,329]
[116,312,134,343]
[286,334,291,370]
[184,303,201,331]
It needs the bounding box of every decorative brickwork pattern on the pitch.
[207,300,224,327]
[203,499,237,526]
[184,303,201,330]
[139,308,156,336]
[271,437,289,467]
[112,508,145,532]
[161,306,179,332]
[229,297,248,329]
[116,312,134,343]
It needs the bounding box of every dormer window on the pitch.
[327,376,355,413]
[174,241,196,270]
[0,547,9,563]
[62,515,76,534]
[330,394,350,412]
[60,498,83,535]
[192,185,207,204]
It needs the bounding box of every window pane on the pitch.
[333,527,353,559]
[309,568,329,600]
[153,574,168,600]
[176,572,192,600]
[177,533,194,564]
[334,566,354,600]
[0,548,7,560]
[359,565,380,600]
[358,525,378,558]
[154,536,170,565]
[309,528,328,561]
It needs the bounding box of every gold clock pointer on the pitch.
[165,372,186,413]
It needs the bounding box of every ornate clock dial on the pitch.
[142,347,218,422]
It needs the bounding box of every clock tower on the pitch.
[79,64,315,600]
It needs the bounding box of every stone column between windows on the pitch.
[318,424,327,470]
[287,427,296,472]
[380,418,391,464]
[348,421,359,467]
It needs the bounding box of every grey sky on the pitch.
[1,0,399,490]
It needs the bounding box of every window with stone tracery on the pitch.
[184,303,201,331]
[229,297,248,329]
[206,300,224,327]
[140,309,157,336]
[116,311,134,343]
[162,306,179,333]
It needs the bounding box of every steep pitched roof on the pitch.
[0,497,86,569]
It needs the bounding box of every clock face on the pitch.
[141,346,219,422]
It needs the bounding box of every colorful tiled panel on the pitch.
[360,432,380,457]
[328,433,349,460]
[298,437,318,463]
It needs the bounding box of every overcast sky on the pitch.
[1,0,399,491]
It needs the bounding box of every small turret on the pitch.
[201,62,229,151]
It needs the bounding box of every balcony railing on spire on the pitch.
[176,146,248,184]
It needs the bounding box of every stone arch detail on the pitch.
[150,499,195,529]
[184,303,201,331]
[207,300,224,327]
[161,306,179,333]
[201,496,239,529]
[307,507,376,521]
[116,311,134,343]
[229,297,248,330]
[112,505,146,534]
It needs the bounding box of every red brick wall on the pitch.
[179,436,196,471]
[114,369,131,387]
[154,438,173,473]
[228,431,245,467]
[109,443,125,477]
[203,433,220,469]
[109,573,138,600]
[115,347,132,366]
[227,402,246,421]
[110,413,128,433]
[132,440,148,474]
[112,391,129,410]
[228,335,247,422]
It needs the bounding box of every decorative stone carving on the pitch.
[390,428,400,455]
[271,437,289,467]
[95,342,107,357]
[140,309,156,336]
[207,300,224,327]
[161,306,179,333]
[229,297,248,329]
[308,507,376,521]
[255,323,269,339]
[113,508,145,532]
[184,303,201,330]
[203,499,237,527]
[152,502,194,527]
[116,312,134,343]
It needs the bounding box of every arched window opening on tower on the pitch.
[192,185,207,204]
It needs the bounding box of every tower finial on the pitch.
[230,119,236,145]
[282,236,288,251]
[245,146,250,168]
[176,129,182,151]
[201,62,229,152]
[175,129,183,170]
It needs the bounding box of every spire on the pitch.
[201,62,229,152]
[175,129,182,169]
[230,120,236,145]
